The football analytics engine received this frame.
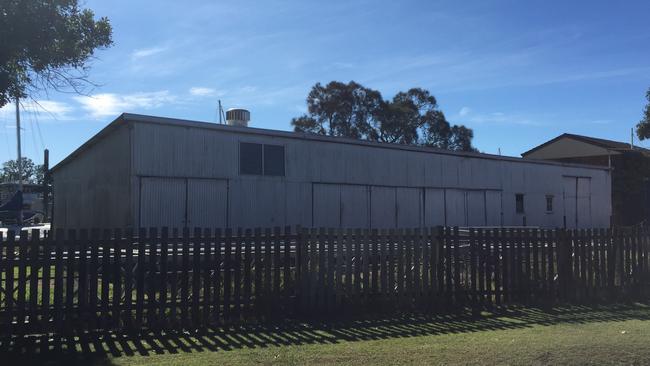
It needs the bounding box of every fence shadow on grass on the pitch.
[2,302,650,366]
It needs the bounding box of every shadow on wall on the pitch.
[1,303,650,366]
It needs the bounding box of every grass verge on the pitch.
[3,303,650,365]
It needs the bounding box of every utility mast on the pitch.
[218,100,226,124]
[15,96,23,226]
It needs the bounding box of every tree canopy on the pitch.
[0,157,45,184]
[0,0,113,107]
[636,88,650,141]
[291,81,476,152]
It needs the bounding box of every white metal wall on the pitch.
[127,120,611,230]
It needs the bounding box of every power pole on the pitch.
[15,96,23,226]
[43,149,50,222]
[218,100,224,124]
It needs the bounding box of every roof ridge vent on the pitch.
[226,108,250,127]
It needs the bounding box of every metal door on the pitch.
[396,187,422,228]
[340,185,369,229]
[371,186,396,229]
[187,179,228,229]
[139,177,186,230]
[563,177,577,228]
[485,190,502,226]
[313,183,340,228]
[466,190,486,226]
[424,188,445,227]
[445,189,467,227]
[577,177,592,228]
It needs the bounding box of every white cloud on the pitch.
[131,46,167,60]
[189,87,218,97]
[455,108,541,126]
[0,100,73,121]
[74,91,176,118]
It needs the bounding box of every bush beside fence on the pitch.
[0,226,648,337]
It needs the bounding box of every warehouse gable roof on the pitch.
[51,113,611,172]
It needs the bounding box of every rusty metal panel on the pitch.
[396,187,422,228]
[371,186,396,229]
[187,179,228,229]
[139,177,186,230]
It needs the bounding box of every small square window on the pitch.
[515,194,524,214]
[263,144,285,176]
[546,195,554,213]
[240,142,263,175]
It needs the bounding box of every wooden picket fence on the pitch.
[0,226,649,337]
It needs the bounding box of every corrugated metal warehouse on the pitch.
[51,113,612,230]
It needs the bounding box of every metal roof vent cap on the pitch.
[226,108,250,127]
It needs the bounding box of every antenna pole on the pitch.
[15,96,23,226]
[631,128,634,150]
[218,100,223,124]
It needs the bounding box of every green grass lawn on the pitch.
[5,303,650,365]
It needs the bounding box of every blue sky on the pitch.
[1,0,650,165]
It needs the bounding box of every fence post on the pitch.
[556,228,569,302]
[295,225,305,315]
[469,228,479,316]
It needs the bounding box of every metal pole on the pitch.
[218,100,222,124]
[15,96,23,226]
[43,148,49,221]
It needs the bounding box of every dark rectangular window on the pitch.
[263,144,285,176]
[515,194,524,214]
[546,195,554,213]
[240,142,263,175]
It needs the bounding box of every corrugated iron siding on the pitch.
[129,120,611,229]
[54,119,611,230]
[52,123,132,229]
[187,179,228,229]
[139,177,186,230]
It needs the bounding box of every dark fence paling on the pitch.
[1,226,650,337]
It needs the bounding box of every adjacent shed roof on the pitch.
[51,113,611,172]
[522,133,650,157]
